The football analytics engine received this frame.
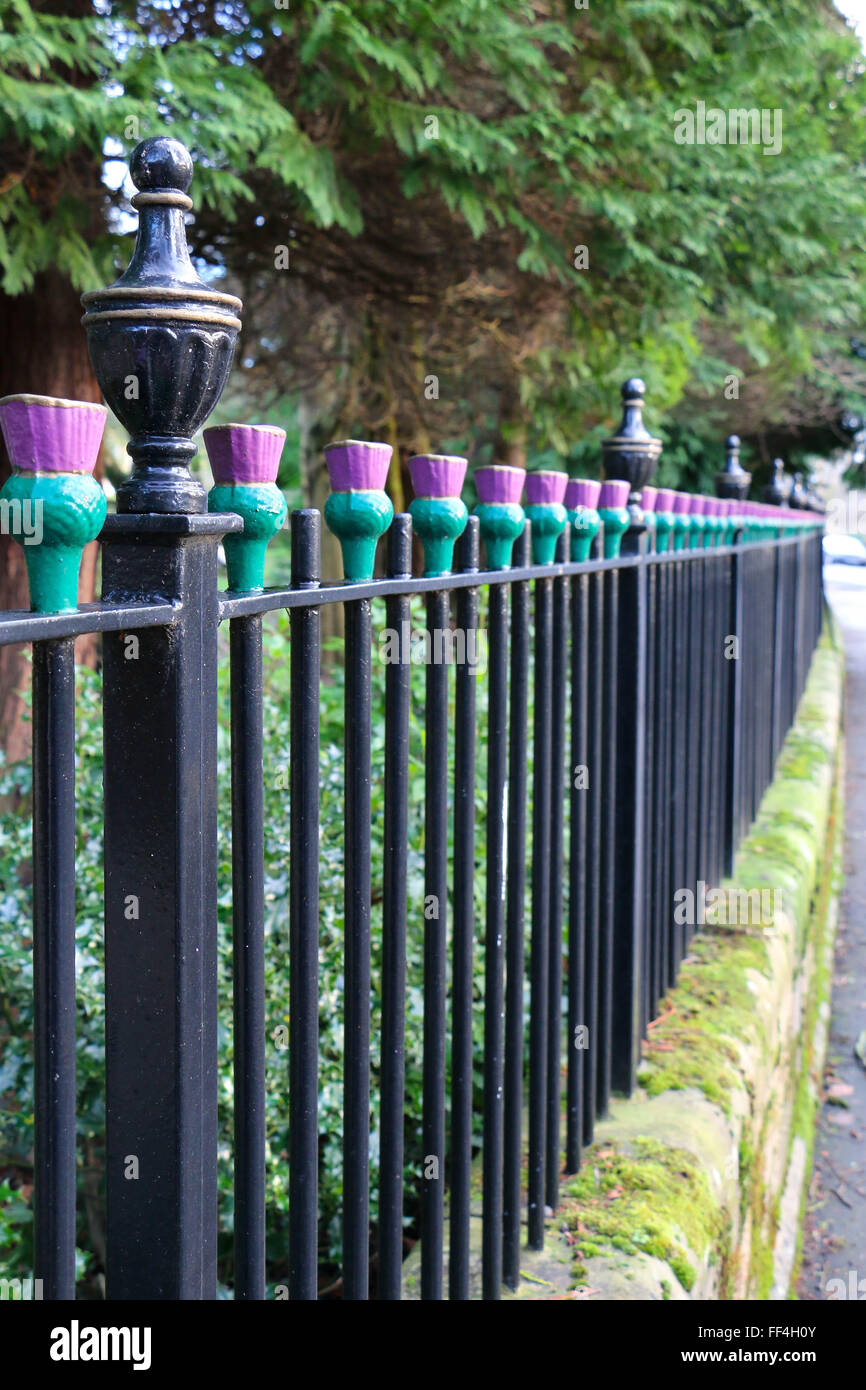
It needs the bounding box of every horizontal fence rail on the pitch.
[0,136,827,1303]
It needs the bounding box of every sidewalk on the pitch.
[799,570,866,1300]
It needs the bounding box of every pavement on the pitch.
[798,561,866,1301]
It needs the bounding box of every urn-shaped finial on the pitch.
[81,136,242,515]
[600,378,662,518]
[715,434,751,501]
[789,471,809,510]
[762,458,787,507]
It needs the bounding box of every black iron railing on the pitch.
[0,138,826,1301]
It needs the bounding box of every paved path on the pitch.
[798,563,866,1301]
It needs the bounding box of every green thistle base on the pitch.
[474,502,525,570]
[525,502,567,565]
[324,488,394,582]
[654,513,675,554]
[0,471,106,613]
[208,483,287,593]
[409,496,468,577]
[567,507,601,562]
[672,516,691,552]
[598,505,629,559]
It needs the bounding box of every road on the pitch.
[798,561,866,1301]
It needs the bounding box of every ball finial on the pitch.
[622,377,646,401]
[129,137,194,193]
[726,434,740,449]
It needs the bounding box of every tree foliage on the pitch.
[2,0,866,477]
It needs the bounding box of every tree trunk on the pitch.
[0,270,103,761]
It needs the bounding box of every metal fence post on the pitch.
[610,520,649,1094]
[83,137,242,1298]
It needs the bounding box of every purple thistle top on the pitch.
[525,470,568,506]
[408,453,467,499]
[0,394,106,474]
[203,423,286,485]
[475,465,525,505]
[598,479,629,509]
[565,478,602,510]
[324,439,392,491]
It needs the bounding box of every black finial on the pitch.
[129,136,193,193]
[715,433,750,500]
[601,376,662,517]
[789,471,809,510]
[762,457,787,507]
[81,136,242,514]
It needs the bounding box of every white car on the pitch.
[822,532,866,566]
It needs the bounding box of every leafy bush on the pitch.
[0,596,530,1293]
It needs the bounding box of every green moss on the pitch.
[565,1138,725,1293]
[638,931,767,1114]
[548,626,845,1304]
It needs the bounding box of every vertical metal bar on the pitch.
[503,523,530,1289]
[684,557,700,943]
[482,571,508,1297]
[697,552,711,889]
[643,545,657,1032]
[32,636,76,1301]
[528,569,553,1247]
[379,515,411,1302]
[597,565,619,1114]
[654,558,671,1014]
[670,554,687,981]
[725,537,744,873]
[565,571,589,1173]
[343,595,373,1300]
[229,614,266,1300]
[289,511,321,1300]
[545,532,569,1209]
[421,587,449,1299]
[583,560,604,1137]
[102,513,229,1300]
[611,527,648,1094]
[449,519,479,1300]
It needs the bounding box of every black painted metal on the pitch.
[565,570,589,1173]
[450,519,479,1300]
[421,587,450,1299]
[3,131,832,1312]
[82,138,240,515]
[528,569,553,1248]
[546,531,570,1209]
[503,523,531,1289]
[32,637,77,1301]
[597,566,619,1115]
[482,574,508,1298]
[611,525,648,1093]
[4,470,824,1304]
[379,515,412,1301]
[229,612,266,1300]
[0,598,179,648]
[101,512,231,1299]
[582,558,604,1139]
[288,511,321,1301]
[343,596,373,1300]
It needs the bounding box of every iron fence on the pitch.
[0,137,825,1301]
